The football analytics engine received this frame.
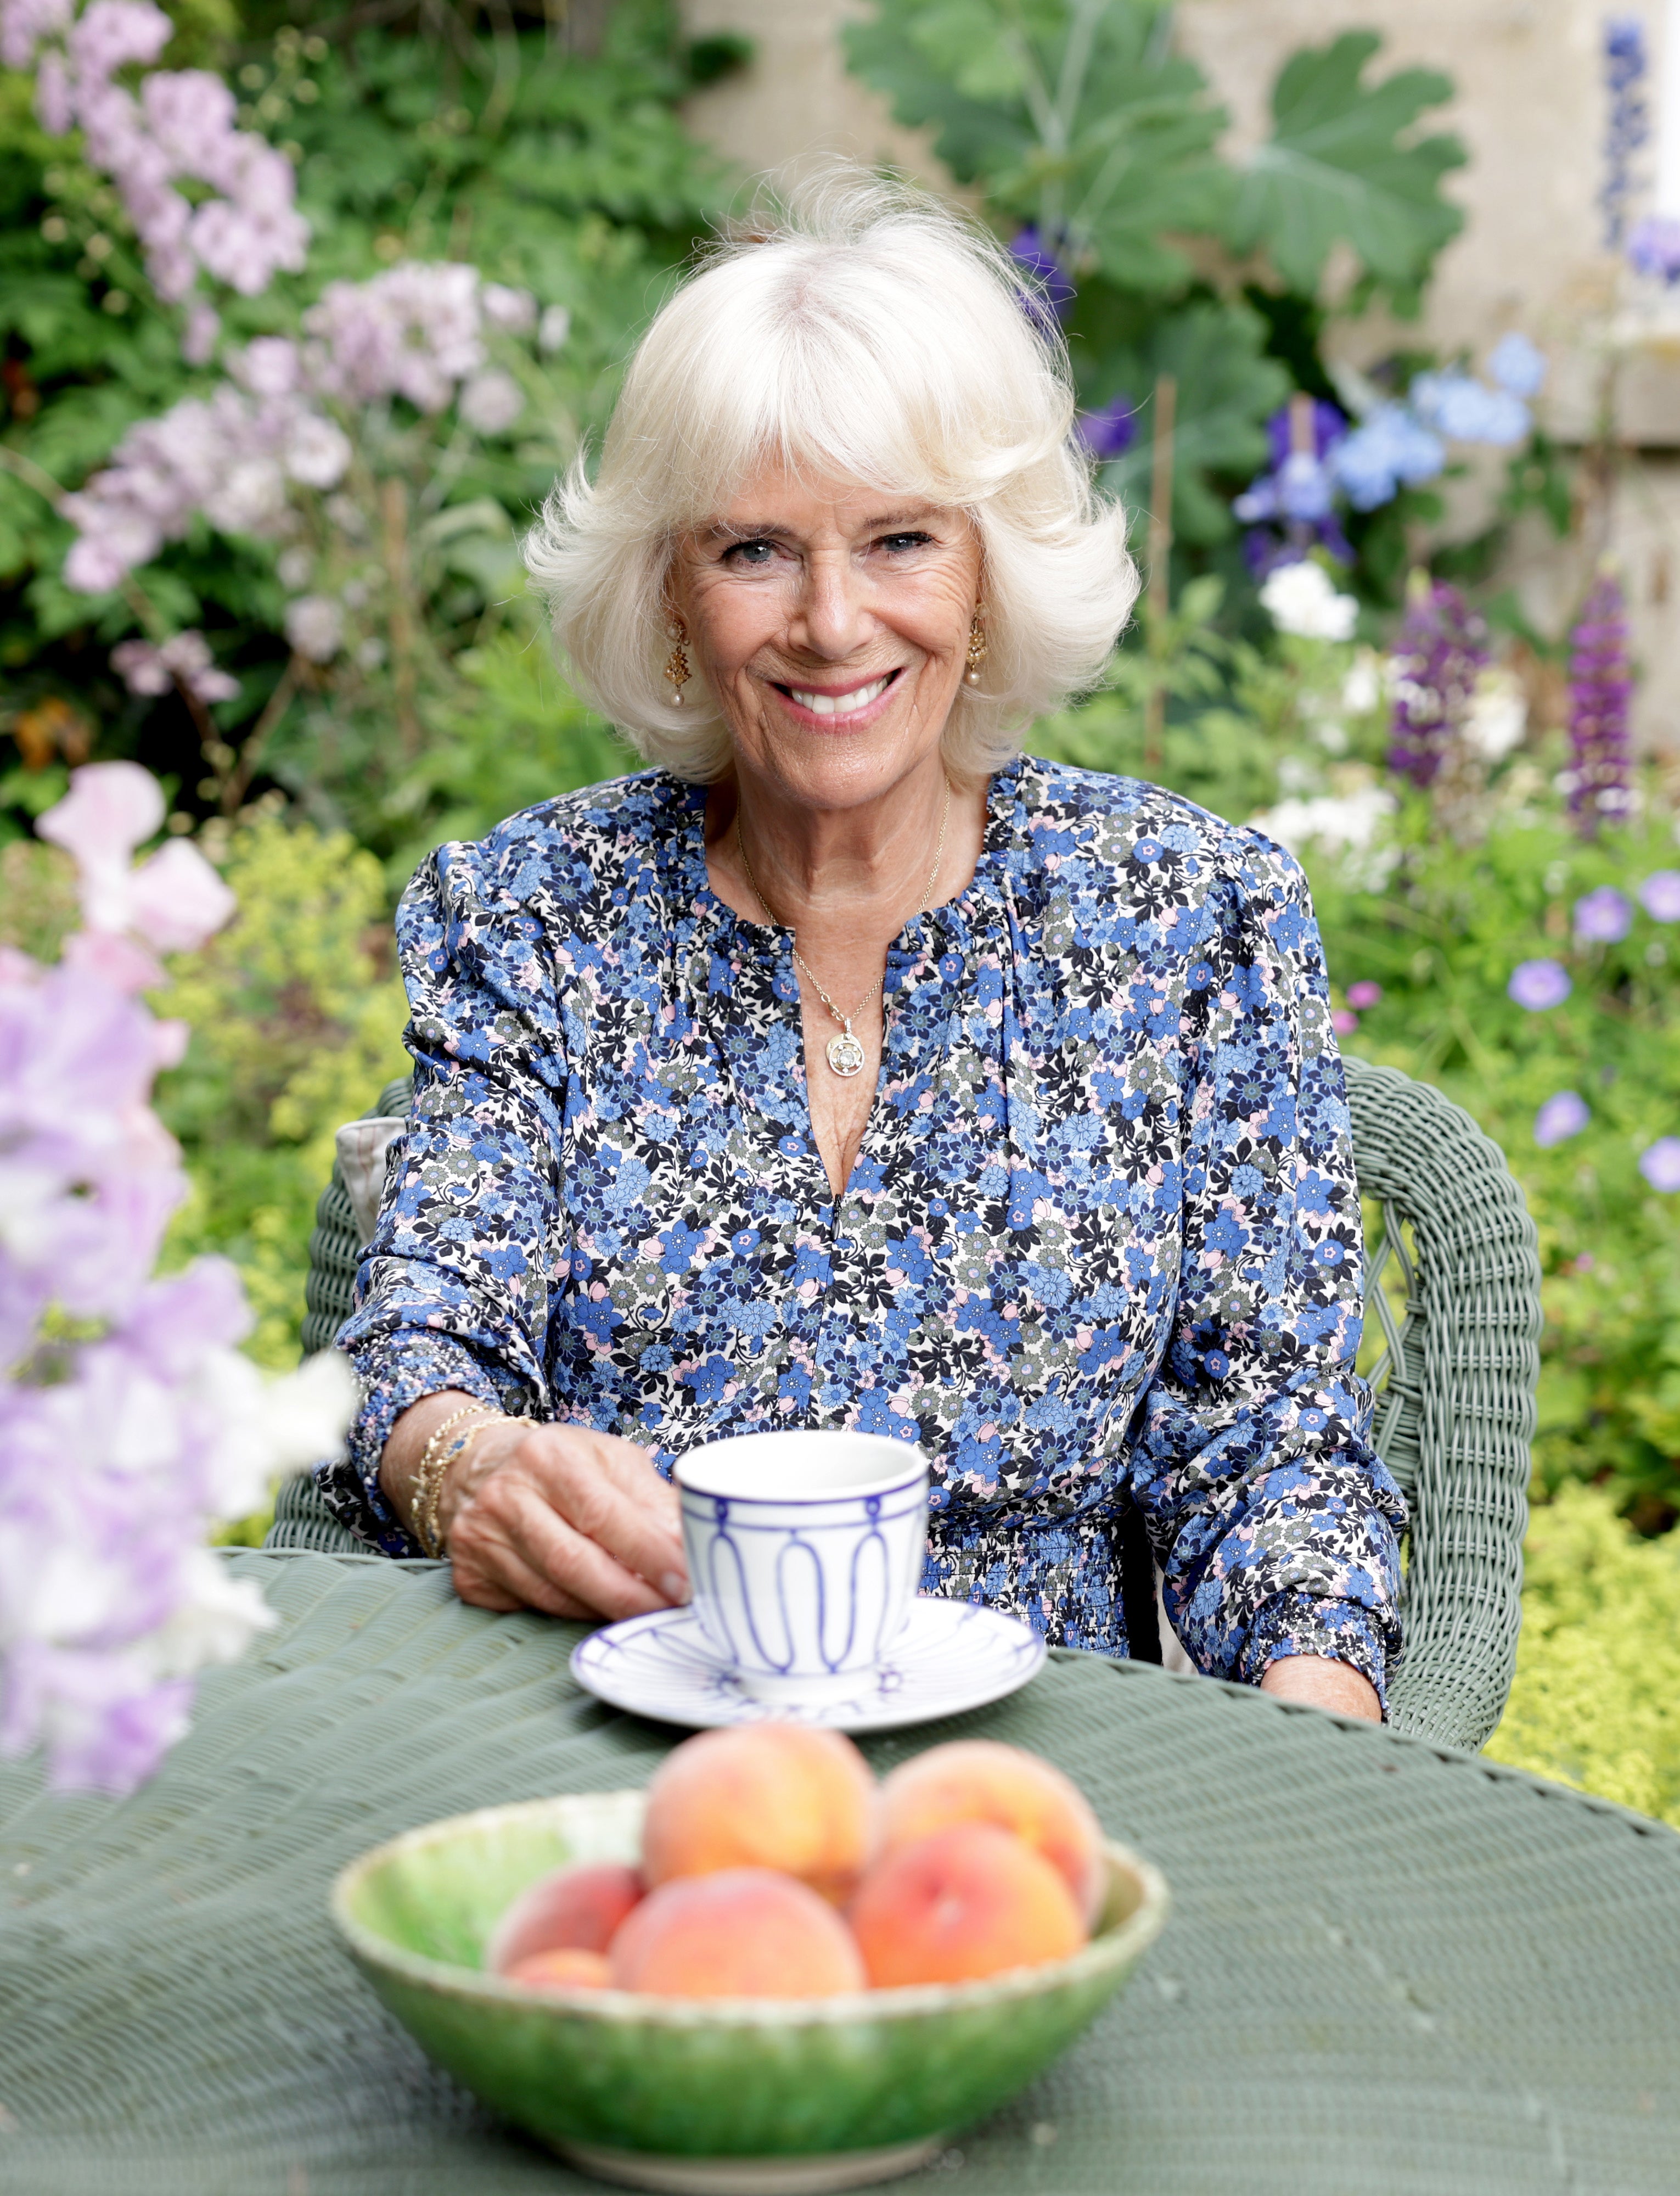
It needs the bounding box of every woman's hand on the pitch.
[381,1393,688,1621]
[1260,1654,1381,1723]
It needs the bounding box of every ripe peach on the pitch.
[486,1861,643,1975]
[504,1947,613,1991]
[640,1724,877,1904]
[876,1739,1105,1924]
[609,1868,867,1999]
[849,1822,1086,1988]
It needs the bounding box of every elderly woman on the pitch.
[319,178,1405,1721]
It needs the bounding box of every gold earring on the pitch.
[664,617,690,705]
[965,606,987,687]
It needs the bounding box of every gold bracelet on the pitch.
[411,1404,497,1558]
[430,1412,520,1556]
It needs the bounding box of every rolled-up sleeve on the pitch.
[317,838,571,1550]
[1126,842,1407,1709]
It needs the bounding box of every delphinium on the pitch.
[0,0,310,358]
[1565,572,1634,833]
[0,763,352,1794]
[1602,18,1650,251]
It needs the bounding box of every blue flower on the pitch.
[1488,333,1546,399]
[1534,1091,1589,1148]
[1411,371,1530,447]
[1574,886,1633,943]
[1331,404,1446,510]
[1078,395,1136,460]
[1508,959,1572,1011]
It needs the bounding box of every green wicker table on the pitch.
[3,1552,1677,2195]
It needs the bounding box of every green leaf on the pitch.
[1229,32,1465,304]
[1083,298,1290,544]
[845,0,1234,296]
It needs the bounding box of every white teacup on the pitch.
[675,1431,930,1702]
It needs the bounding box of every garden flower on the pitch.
[1,761,353,1791]
[1259,559,1357,642]
[1008,227,1075,329]
[111,630,239,706]
[1574,886,1633,943]
[1387,580,1487,787]
[538,303,571,355]
[1533,1091,1590,1147]
[1566,573,1633,830]
[1602,18,1649,248]
[1638,1138,1680,1192]
[1346,981,1382,1010]
[284,595,343,663]
[1508,959,1572,1010]
[1331,1009,1358,1035]
[1331,404,1446,510]
[459,369,525,436]
[1410,369,1530,447]
[1077,396,1136,460]
[1488,333,1547,399]
[1463,670,1527,761]
[1639,871,1680,921]
[1630,214,1680,283]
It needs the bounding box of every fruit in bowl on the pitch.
[331,1728,1168,2194]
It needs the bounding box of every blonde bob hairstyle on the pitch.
[524,171,1139,782]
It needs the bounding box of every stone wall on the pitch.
[679,0,1680,742]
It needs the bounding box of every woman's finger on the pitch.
[452,1463,675,1621]
[518,1430,688,1599]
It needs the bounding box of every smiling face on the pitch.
[668,460,982,814]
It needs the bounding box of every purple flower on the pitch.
[1574,885,1634,942]
[1078,396,1136,460]
[1388,581,1488,788]
[1508,959,1572,1011]
[1630,213,1680,283]
[1638,1138,1680,1192]
[1533,1091,1589,1147]
[1603,20,1650,248]
[1008,228,1074,332]
[1639,870,1680,921]
[1566,574,1634,832]
[1345,980,1383,1009]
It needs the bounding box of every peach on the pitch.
[503,1947,613,1992]
[486,1861,643,1975]
[849,1822,1086,1988]
[609,1868,867,1998]
[876,1739,1105,1924]
[640,1724,877,1904]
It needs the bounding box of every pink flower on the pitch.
[35,48,72,131]
[68,0,171,83]
[181,301,220,365]
[126,839,237,953]
[37,761,166,928]
[1345,980,1382,1010]
[1331,1009,1359,1035]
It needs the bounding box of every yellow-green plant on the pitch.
[156,813,409,1368]
[1487,1484,1680,1826]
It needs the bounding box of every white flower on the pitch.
[134,1550,277,1680]
[1464,670,1527,762]
[1260,559,1359,643]
[1248,784,1400,892]
[1340,650,1382,715]
[459,369,524,435]
[284,412,352,489]
[276,546,313,589]
[481,282,536,333]
[284,593,342,663]
[537,303,571,355]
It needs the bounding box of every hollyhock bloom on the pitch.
[1533,1091,1589,1148]
[1574,885,1633,943]
[1387,581,1487,787]
[1639,870,1680,921]
[1,763,353,1792]
[1638,1138,1680,1191]
[1508,959,1572,1011]
[1566,574,1634,831]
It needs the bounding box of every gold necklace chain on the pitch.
[734,778,953,1079]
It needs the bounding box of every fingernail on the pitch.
[661,1572,691,1605]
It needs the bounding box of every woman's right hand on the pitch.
[382,1397,688,1621]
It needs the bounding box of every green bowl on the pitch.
[331,1789,1169,2195]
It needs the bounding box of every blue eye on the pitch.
[881,531,932,552]
[726,540,776,567]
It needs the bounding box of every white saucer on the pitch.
[570,1597,1047,1733]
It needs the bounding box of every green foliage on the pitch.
[1488,1484,1680,1828]
[1228,33,1465,310]
[155,813,409,1368]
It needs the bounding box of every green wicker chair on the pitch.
[268,1057,1541,1752]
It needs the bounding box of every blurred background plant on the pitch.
[4,0,1680,1817]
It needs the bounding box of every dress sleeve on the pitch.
[316,839,570,1551]
[1125,837,1408,1710]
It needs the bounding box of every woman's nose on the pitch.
[790,552,869,659]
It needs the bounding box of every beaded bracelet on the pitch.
[411,1404,504,1558]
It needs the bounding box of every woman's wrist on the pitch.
[1260,1653,1381,1722]
[435,1416,527,1547]
[380,1390,492,1543]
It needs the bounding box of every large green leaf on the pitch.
[1229,32,1465,304]
[845,0,1234,295]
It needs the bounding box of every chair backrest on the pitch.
[272,1057,1542,1750]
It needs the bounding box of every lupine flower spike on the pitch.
[1566,571,1634,834]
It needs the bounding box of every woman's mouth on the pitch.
[772,668,902,727]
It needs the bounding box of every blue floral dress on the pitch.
[322,757,1406,1703]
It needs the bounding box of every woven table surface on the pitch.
[2,1553,1677,2195]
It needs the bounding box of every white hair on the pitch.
[524,170,1139,781]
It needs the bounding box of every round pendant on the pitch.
[826,1030,867,1078]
